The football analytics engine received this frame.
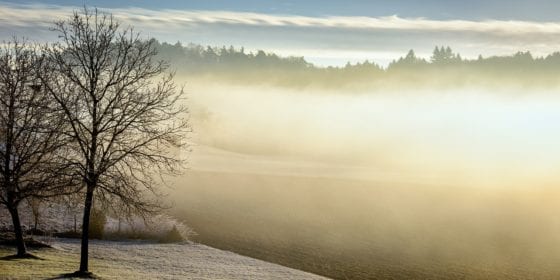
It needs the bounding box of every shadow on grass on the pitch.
[45,271,101,279]
[0,252,45,260]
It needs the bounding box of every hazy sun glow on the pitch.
[183,81,560,188]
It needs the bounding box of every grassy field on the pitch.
[0,245,155,279]
[0,246,126,280]
[0,239,326,280]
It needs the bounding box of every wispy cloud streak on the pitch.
[2,3,560,35]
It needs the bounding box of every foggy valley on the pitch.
[168,80,560,279]
[2,2,560,280]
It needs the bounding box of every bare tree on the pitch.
[0,39,72,257]
[26,196,42,232]
[42,8,189,275]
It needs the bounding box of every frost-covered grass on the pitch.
[0,238,328,279]
[104,214,196,242]
[1,202,195,243]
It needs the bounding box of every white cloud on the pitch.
[2,3,560,35]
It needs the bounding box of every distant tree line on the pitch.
[153,41,560,89]
[153,41,313,73]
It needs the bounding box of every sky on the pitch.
[1,1,560,66]
[4,0,560,20]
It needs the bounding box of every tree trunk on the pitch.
[78,187,94,273]
[7,204,27,257]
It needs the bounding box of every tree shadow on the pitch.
[45,271,101,279]
[0,253,44,260]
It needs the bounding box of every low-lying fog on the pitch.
[185,82,560,188]
[170,81,560,278]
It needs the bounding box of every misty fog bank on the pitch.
[183,81,560,188]
[168,79,560,279]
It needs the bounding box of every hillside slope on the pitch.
[0,238,328,279]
